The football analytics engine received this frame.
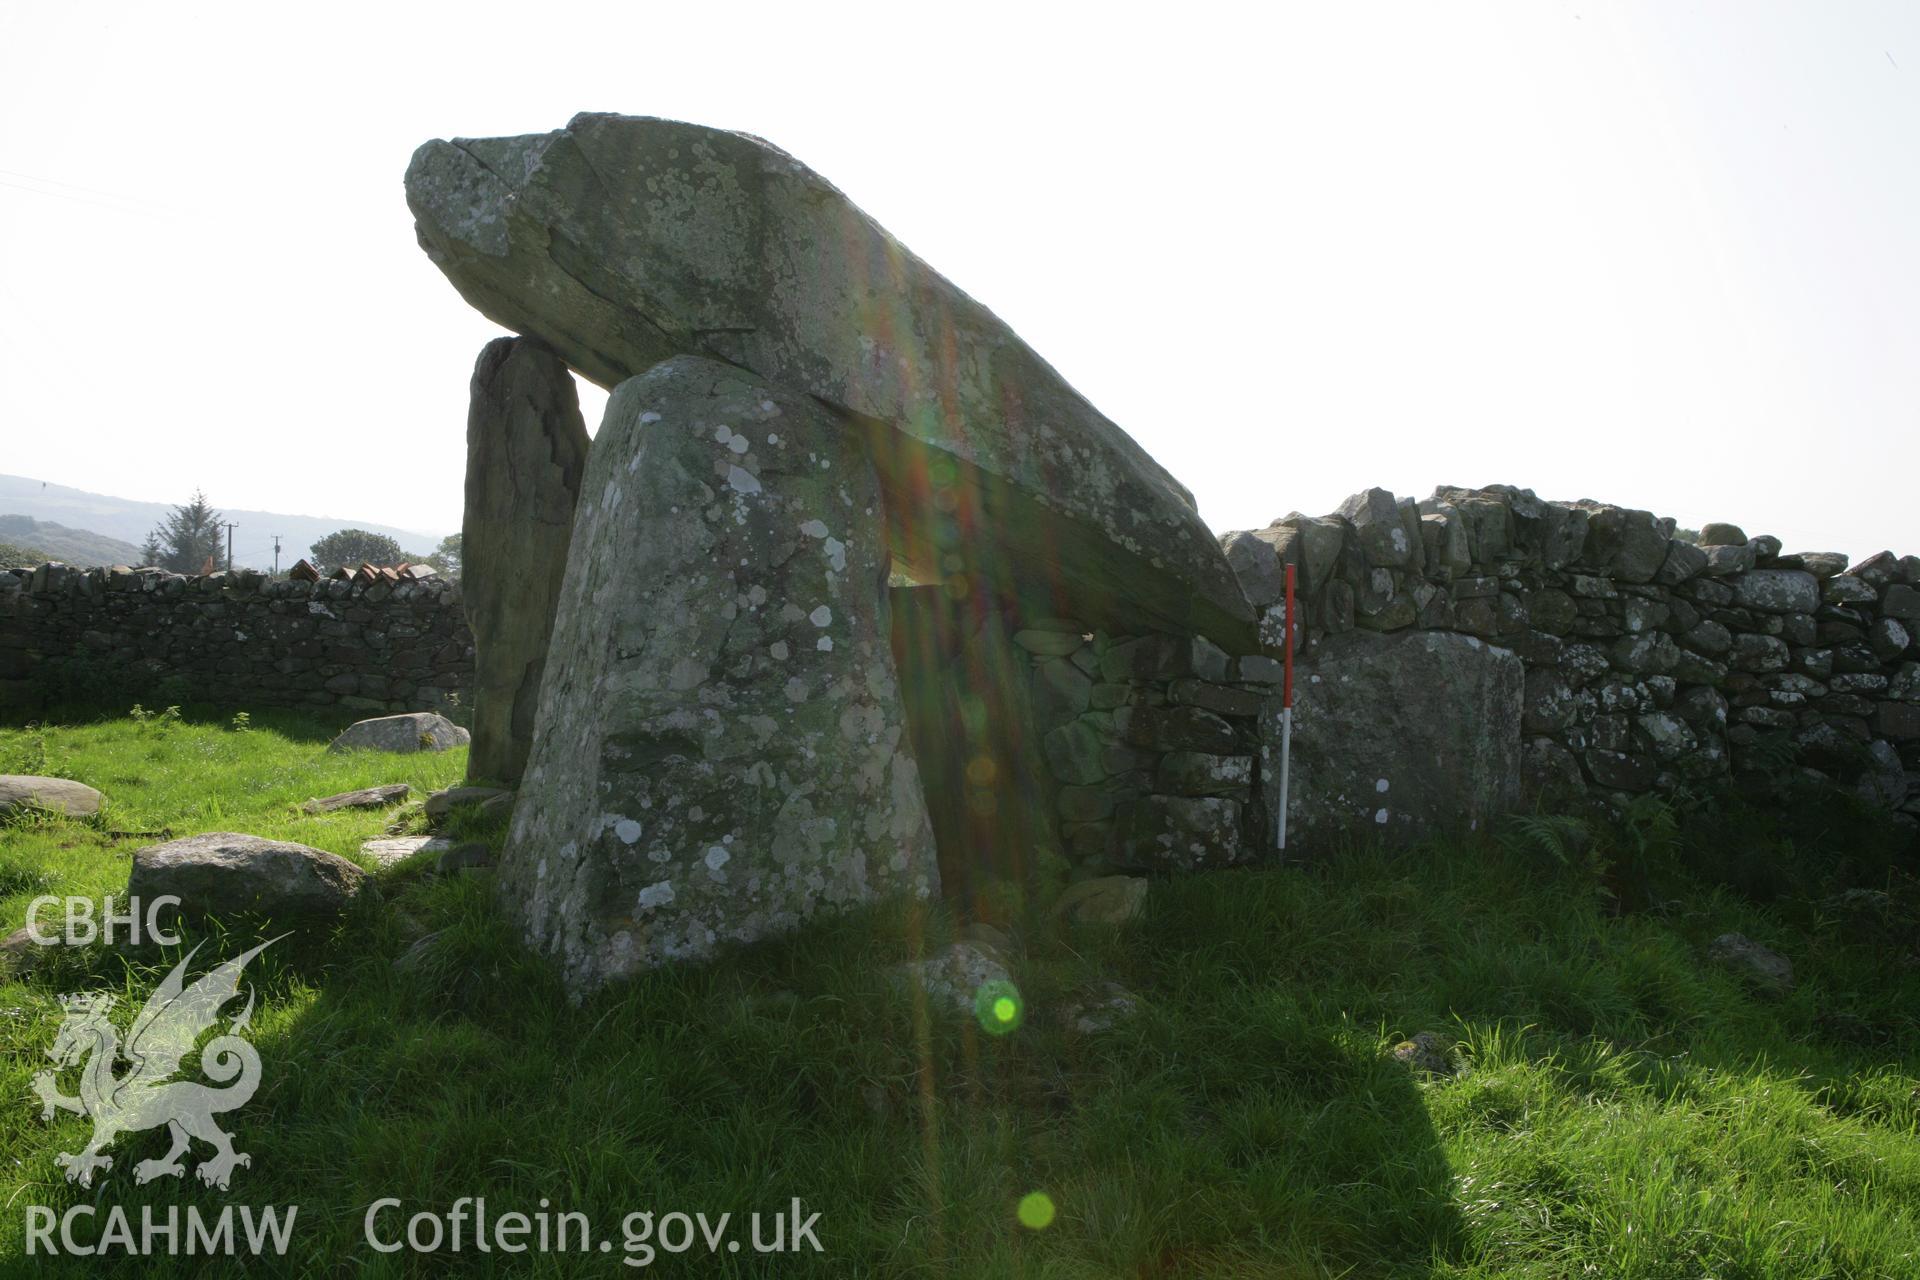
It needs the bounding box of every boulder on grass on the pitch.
[128,833,368,923]
[0,775,103,820]
[327,713,469,755]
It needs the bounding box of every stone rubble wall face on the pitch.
[1017,625,1273,871]
[0,564,474,714]
[1223,486,1920,823]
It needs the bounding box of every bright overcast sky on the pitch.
[1,2,1914,562]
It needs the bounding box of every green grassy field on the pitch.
[1,707,1917,1277]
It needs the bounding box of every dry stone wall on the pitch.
[0,562,473,715]
[1223,486,1920,840]
[1019,622,1278,872]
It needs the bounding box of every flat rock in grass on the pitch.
[301,783,412,815]
[327,713,469,755]
[1064,981,1140,1034]
[0,775,103,819]
[892,942,1011,1017]
[405,113,1254,650]
[1051,875,1148,927]
[129,832,368,922]
[1709,932,1794,992]
[358,835,456,867]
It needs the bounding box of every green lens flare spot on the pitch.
[1017,1191,1056,1230]
[974,979,1023,1035]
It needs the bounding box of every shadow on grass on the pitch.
[3,701,367,746]
[4,865,1467,1278]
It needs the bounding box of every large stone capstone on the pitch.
[463,336,589,785]
[405,113,1253,650]
[1265,629,1524,848]
[495,354,939,991]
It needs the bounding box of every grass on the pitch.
[0,706,1917,1277]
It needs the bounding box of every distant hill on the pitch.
[0,514,143,567]
[0,475,447,573]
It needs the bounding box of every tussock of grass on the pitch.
[1,709,1916,1277]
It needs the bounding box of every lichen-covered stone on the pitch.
[1337,488,1414,567]
[1219,530,1284,606]
[1884,584,1920,622]
[463,337,588,785]
[359,835,455,867]
[1732,570,1819,615]
[1156,751,1254,797]
[405,113,1253,649]
[892,942,1010,1017]
[1111,795,1244,870]
[496,355,937,991]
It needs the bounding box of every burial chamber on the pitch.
[406,115,1262,989]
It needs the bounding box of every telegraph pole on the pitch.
[272,535,282,577]
[223,522,238,572]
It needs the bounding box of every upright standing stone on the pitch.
[463,337,590,785]
[405,114,1254,650]
[497,355,938,991]
[1265,630,1524,848]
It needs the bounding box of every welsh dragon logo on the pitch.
[31,937,278,1190]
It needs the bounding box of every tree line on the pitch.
[140,491,460,578]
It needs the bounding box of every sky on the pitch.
[0,1,1914,565]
